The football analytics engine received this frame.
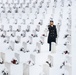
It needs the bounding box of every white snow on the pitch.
[0,0,76,75]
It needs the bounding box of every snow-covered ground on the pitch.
[0,0,76,75]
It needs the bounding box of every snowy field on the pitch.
[0,0,76,75]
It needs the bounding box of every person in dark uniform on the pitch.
[47,20,57,51]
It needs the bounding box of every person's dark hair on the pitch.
[50,20,54,22]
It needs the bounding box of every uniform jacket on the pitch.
[47,25,57,43]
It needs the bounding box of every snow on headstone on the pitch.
[57,23,61,35]
[1,52,5,63]
[3,30,6,37]
[18,25,21,32]
[9,25,12,32]
[15,53,20,64]
[51,42,56,53]
[8,41,14,51]
[16,25,21,32]
[0,52,5,64]
[4,36,10,43]
[0,0,3,4]
[67,29,71,35]
[23,63,29,75]
[43,28,48,37]
[30,54,35,65]
[11,30,16,37]
[66,43,71,54]
[34,42,41,53]
[21,42,27,52]
[31,30,37,37]
[43,64,49,75]
[28,36,32,44]
[15,36,21,43]
[14,0,19,4]
[67,35,71,43]
[0,25,4,31]
[21,30,26,37]
[66,55,72,65]
[65,65,72,75]
[4,62,11,75]
[23,42,29,52]
[40,36,44,45]
[27,25,30,31]
[36,25,40,32]
[48,55,53,67]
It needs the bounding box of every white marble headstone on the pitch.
[4,62,11,75]
[23,63,29,75]
[43,64,49,75]
[15,53,20,64]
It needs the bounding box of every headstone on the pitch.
[67,36,71,43]
[28,36,32,44]
[66,55,72,65]
[23,63,29,75]
[1,52,5,63]
[4,36,10,44]
[0,0,3,4]
[48,55,53,67]
[9,25,12,32]
[43,64,49,75]
[32,30,37,37]
[15,36,21,43]
[15,53,20,64]
[51,42,56,53]
[30,54,35,65]
[65,65,72,75]
[11,30,16,37]
[8,41,14,51]
[0,52,5,64]
[17,25,21,32]
[36,42,41,53]
[40,36,44,45]
[4,62,11,75]
[36,25,40,32]
[0,25,4,31]
[66,43,71,54]
[21,30,26,37]
[3,30,6,37]
[43,28,48,37]
[14,0,19,4]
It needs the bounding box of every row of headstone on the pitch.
[0,54,54,75]
[0,52,20,65]
[0,25,28,32]
[60,7,72,75]
[1,62,29,75]
[0,52,38,75]
[23,54,54,75]
[0,52,37,66]
[0,0,50,14]
[0,0,72,7]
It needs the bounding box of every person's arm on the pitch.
[48,25,50,30]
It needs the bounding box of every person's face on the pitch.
[50,22,54,25]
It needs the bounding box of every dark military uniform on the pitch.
[47,25,57,51]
